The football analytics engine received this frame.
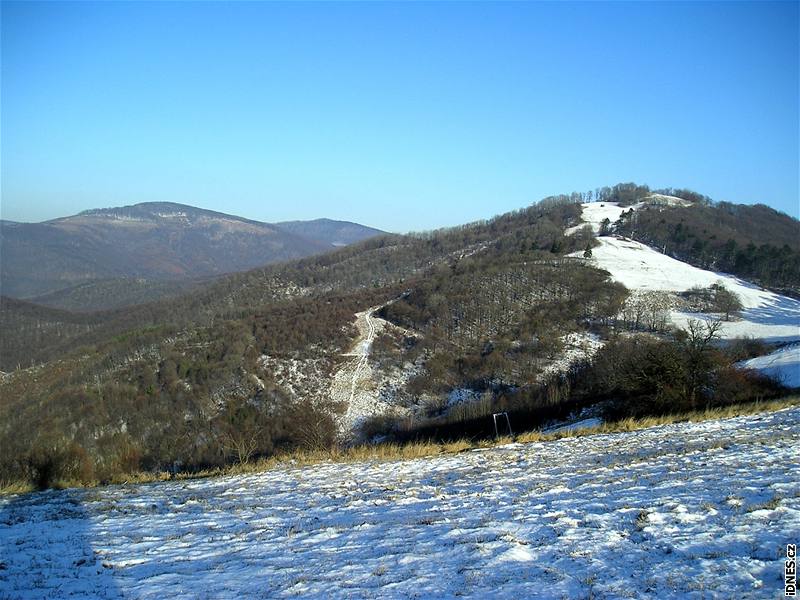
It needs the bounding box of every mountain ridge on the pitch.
[0,202,385,303]
[275,218,386,247]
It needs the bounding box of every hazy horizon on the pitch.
[2,1,798,231]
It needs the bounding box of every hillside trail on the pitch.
[330,304,386,438]
[330,295,413,440]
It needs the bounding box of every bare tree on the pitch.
[641,291,673,332]
[682,318,724,408]
[218,403,271,464]
[222,427,263,465]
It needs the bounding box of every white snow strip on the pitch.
[2,408,798,598]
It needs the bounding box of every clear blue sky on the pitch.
[2,1,798,232]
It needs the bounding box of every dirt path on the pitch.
[330,305,386,438]
[341,307,377,405]
[329,294,417,440]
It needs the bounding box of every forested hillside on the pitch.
[0,185,794,489]
[0,196,601,485]
[0,199,583,370]
[25,278,204,313]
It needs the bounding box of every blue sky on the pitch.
[2,1,798,232]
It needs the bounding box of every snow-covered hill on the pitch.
[1,407,797,599]
[568,201,800,382]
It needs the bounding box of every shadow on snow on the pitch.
[0,487,124,598]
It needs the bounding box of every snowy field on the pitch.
[570,202,800,343]
[2,407,799,599]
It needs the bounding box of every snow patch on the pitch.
[641,193,693,207]
[738,343,800,388]
[447,387,483,407]
[539,332,603,379]
[575,202,633,234]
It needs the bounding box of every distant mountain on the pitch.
[0,202,384,300]
[275,218,386,247]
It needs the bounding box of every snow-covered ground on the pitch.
[2,408,798,599]
[738,343,800,389]
[538,331,604,379]
[446,387,483,408]
[331,306,416,439]
[570,201,632,234]
[641,193,694,207]
[569,202,800,343]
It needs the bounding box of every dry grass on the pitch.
[0,480,34,496]
[2,396,797,496]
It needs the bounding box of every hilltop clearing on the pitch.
[569,201,800,343]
